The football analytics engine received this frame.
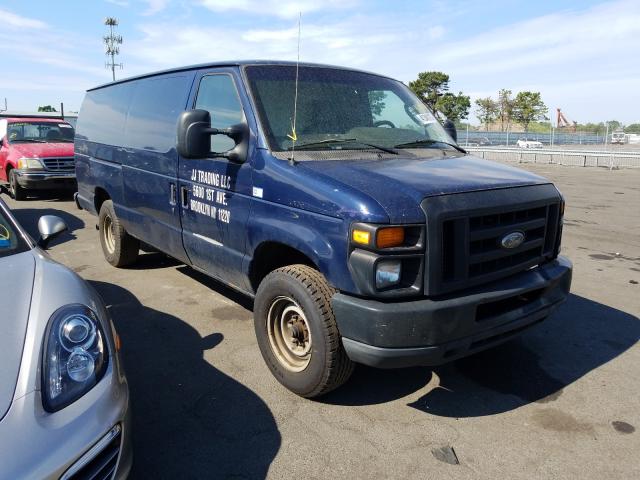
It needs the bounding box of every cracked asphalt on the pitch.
[4,161,639,479]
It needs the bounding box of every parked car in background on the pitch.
[0,197,132,479]
[466,136,491,147]
[0,117,76,200]
[516,138,543,149]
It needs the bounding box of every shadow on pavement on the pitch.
[90,281,280,480]
[323,294,638,413]
[409,294,640,417]
[10,206,84,246]
[323,366,433,406]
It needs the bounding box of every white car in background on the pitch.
[516,138,543,149]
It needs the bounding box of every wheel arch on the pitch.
[248,241,319,293]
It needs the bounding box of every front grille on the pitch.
[422,185,562,296]
[42,157,75,172]
[66,427,121,480]
[455,203,559,280]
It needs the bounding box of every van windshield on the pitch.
[7,121,75,143]
[245,65,455,155]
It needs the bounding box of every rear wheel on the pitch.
[8,169,26,201]
[254,264,354,397]
[98,200,139,267]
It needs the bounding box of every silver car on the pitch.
[0,198,132,479]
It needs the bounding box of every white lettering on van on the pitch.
[218,209,231,224]
[191,169,232,190]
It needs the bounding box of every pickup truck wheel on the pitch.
[9,169,26,201]
[98,200,139,267]
[254,264,354,398]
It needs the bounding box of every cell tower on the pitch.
[104,17,123,81]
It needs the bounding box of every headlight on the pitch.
[376,260,402,289]
[42,304,108,412]
[17,157,44,169]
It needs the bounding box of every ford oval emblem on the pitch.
[501,231,525,249]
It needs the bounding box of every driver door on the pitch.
[178,69,253,289]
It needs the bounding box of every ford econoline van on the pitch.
[74,61,572,397]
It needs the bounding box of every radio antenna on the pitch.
[287,12,302,164]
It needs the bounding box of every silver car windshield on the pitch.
[0,206,29,258]
[245,65,455,154]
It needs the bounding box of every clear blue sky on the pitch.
[1,0,639,125]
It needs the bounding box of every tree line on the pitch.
[408,71,548,133]
[407,71,634,134]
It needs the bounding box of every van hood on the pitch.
[300,154,550,223]
[9,142,74,160]
[0,251,35,421]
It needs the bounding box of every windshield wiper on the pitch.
[394,139,467,154]
[11,139,47,143]
[291,138,398,155]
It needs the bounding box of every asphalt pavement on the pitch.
[4,162,639,479]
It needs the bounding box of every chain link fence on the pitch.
[465,146,640,168]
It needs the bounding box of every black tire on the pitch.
[254,264,354,398]
[8,169,26,201]
[98,200,139,267]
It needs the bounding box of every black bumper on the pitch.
[15,170,77,190]
[332,256,572,368]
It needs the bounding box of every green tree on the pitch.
[408,71,470,122]
[606,120,622,131]
[37,105,57,112]
[408,71,450,110]
[497,89,513,132]
[437,92,470,123]
[624,123,640,134]
[475,97,499,131]
[511,92,548,133]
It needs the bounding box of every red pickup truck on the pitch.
[0,117,76,200]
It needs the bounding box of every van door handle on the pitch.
[181,186,189,208]
[169,183,177,205]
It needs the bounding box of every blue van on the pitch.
[74,61,572,397]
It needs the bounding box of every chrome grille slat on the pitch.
[66,428,121,480]
[41,156,75,172]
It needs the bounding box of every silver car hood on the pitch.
[0,251,35,421]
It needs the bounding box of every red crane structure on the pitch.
[556,108,577,132]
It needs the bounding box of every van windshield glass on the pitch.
[245,65,455,154]
[7,121,75,143]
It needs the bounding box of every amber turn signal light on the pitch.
[376,227,405,248]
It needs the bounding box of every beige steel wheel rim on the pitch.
[266,296,312,372]
[102,215,116,254]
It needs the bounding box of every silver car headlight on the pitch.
[42,304,109,412]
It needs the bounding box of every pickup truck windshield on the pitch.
[7,121,75,143]
[245,65,455,154]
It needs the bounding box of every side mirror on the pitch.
[443,119,458,143]
[37,215,67,249]
[176,109,248,164]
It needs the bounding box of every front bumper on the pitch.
[333,256,572,368]
[0,365,132,480]
[14,169,76,190]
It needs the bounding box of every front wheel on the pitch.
[254,265,354,398]
[9,169,26,201]
[98,200,139,267]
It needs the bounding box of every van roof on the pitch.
[87,60,392,91]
